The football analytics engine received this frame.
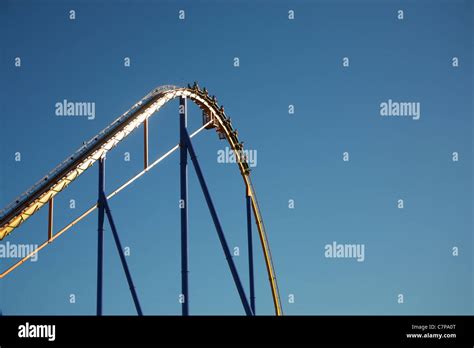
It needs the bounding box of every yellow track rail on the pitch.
[0,84,283,315]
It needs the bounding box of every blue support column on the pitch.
[0,280,3,315]
[246,193,256,314]
[96,156,143,316]
[179,97,189,316]
[184,131,254,316]
[96,157,105,316]
[103,198,143,316]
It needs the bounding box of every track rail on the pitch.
[0,84,283,315]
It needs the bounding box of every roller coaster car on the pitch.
[235,145,243,154]
[217,128,226,140]
[223,119,233,133]
[202,87,208,96]
[192,82,199,91]
[243,164,251,175]
[197,89,208,100]
[210,96,218,107]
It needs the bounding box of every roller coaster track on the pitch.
[0,84,283,316]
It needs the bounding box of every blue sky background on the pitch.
[0,0,472,315]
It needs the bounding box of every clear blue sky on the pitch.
[0,0,472,315]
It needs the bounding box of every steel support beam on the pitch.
[102,197,143,316]
[144,117,149,169]
[246,193,256,314]
[179,97,189,316]
[96,156,143,316]
[96,157,105,316]
[184,130,254,316]
[48,198,54,242]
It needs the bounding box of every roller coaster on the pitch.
[0,83,283,316]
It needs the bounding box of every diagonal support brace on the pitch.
[246,193,256,314]
[184,130,254,316]
[102,195,143,316]
[96,156,143,316]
